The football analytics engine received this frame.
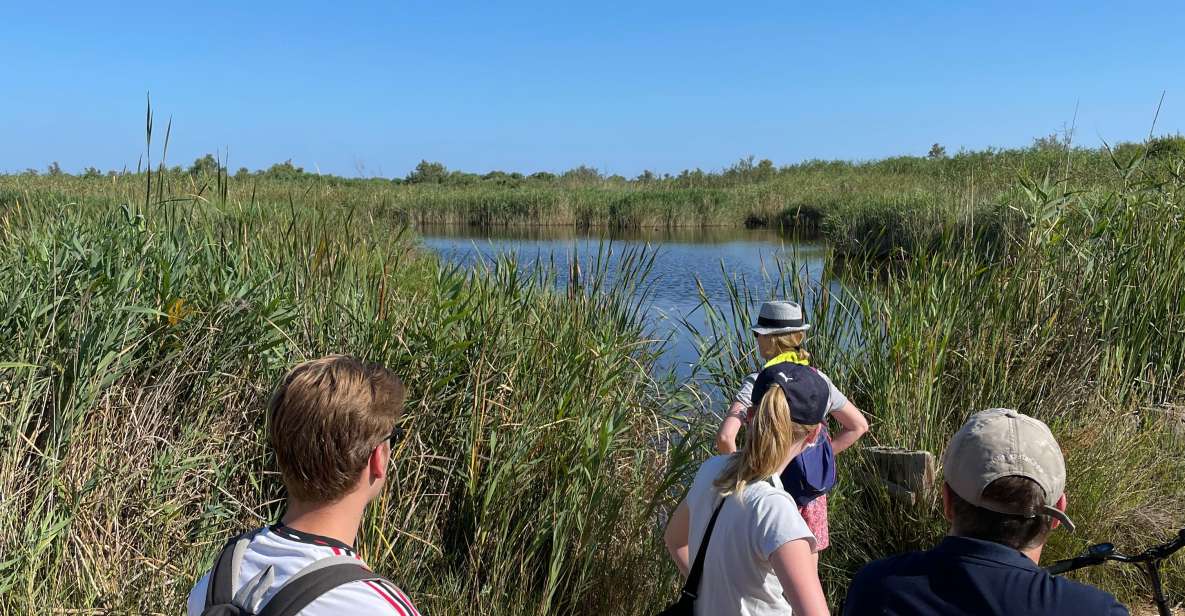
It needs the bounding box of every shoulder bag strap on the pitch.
[258,559,383,616]
[681,496,727,600]
[205,531,258,608]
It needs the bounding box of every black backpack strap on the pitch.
[681,497,727,600]
[258,558,383,616]
[205,531,258,608]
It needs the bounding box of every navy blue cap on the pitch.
[752,362,829,424]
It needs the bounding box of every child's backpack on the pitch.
[779,427,837,507]
[200,531,387,616]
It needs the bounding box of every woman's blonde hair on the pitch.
[714,384,817,496]
[761,331,810,362]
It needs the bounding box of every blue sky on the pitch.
[3,1,1182,177]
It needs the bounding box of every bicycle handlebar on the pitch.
[1133,528,1185,562]
[1047,553,1109,575]
[1046,529,1185,575]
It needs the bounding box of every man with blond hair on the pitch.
[188,355,421,616]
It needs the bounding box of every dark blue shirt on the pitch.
[843,536,1128,616]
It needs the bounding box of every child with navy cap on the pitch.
[715,300,869,557]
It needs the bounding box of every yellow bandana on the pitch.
[764,350,809,368]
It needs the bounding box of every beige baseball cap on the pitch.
[943,408,1075,532]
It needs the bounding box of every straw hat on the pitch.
[751,301,811,336]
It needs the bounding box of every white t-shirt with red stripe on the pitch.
[187,524,421,616]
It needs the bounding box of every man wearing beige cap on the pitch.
[843,408,1127,615]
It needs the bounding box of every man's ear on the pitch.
[1050,492,1068,530]
[941,483,955,523]
[368,443,389,482]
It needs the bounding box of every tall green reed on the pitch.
[0,185,696,615]
[683,156,1185,608]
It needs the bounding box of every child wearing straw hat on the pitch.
[715,300,869,557]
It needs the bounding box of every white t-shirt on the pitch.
[187,524,421,616]
[684,455,816,616]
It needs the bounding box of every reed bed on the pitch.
[7,142,1164,252]
[1,143,1182,614]
[0,187,700,615]
[689,153,1185,609]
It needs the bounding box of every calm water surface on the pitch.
[419,226,830,380]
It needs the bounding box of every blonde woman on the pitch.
[664,363,831,616]
[716,300,868,557]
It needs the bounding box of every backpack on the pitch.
[201,531,386,616]
[779,427,837,507]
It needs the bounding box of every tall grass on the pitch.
[2,143,1182,614]
[687,154,1185,609]
[0,186,699,614]
[5,143,1166,253]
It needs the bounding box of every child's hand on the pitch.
[716,403,747,454]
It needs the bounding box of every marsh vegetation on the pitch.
[2,135,1183,613]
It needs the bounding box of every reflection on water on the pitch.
[417,224,789,244]
[418,225,830,383]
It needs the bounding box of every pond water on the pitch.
[420,226,833,385]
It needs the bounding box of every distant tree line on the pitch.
[12,133,1185,187]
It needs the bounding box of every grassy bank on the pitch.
[10,138,1183,260]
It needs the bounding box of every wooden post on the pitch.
[568,248,581,300]
[864,446,937,505]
